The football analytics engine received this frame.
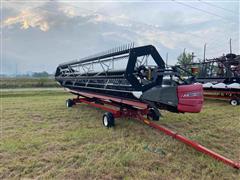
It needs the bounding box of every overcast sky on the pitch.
[1,0,239,74]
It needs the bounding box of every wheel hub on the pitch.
[231,100,237,106]
[103,116,108,126]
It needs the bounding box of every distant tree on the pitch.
[177,51,193,69]
[176,51,195,76]
[32,71,49,78]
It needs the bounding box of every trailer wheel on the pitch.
[229,99,239,106]
[147,108,160,121]
[102,112,115,128]
[66,99,74,108]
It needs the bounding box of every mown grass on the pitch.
[0,77,59,88]
[1,90,239,179]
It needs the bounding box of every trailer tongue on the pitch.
[55,44,239,169]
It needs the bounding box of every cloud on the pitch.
[58,5,77,18]
[2,2,81,32]
[2,1,239,74]
[3,9,50,31]
[1,3,143,35]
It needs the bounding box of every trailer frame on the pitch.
[204,89,240,105]
[67,95,240,169]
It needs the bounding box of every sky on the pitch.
[1,0,239,74]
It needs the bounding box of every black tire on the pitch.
[147,108,160,121]
[226,53,236,59]
[229,99,239,106]
[102,112,115,128]
[66,99,74,108]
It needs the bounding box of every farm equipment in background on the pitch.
[178,53,240,105]
[55,44,239,169]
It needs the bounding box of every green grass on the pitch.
[0,77,59,88]
[1,90,240,179]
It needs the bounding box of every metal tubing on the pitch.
[204,94,232,100]
[75,98,121,117]
[204,90,240,94]
[60,48,130,67]
[139,118,240,169]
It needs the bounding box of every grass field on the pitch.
[1,90,240,179]
[0,77,59,89]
